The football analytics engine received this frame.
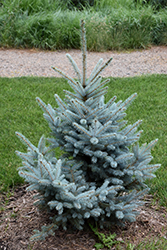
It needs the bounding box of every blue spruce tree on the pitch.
[16,20,160,241]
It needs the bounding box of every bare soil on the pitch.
[0,184,167,250]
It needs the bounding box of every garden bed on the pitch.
[0,184,167,250]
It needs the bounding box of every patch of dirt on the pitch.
[0,185,167,250]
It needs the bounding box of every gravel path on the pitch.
[0,46,167,78]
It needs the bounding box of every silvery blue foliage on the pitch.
[16,20,160,241]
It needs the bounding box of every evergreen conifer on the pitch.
[16,20,160,241]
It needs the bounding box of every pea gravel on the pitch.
[0,46,166,78]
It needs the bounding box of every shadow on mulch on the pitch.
[0,184,167,250]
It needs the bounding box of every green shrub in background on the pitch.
[0,0,64,14]
[64,0,94,9]
[0,0,166,50]
[150,0,167,10]
[134,0,167,9]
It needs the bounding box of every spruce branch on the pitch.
[86,79,110,97]
[87,59,103,86]
[121,93,137,109]
[36,97,55,122]
[15,132,38,152]
[64,90,83,101]
[21,162,38,175]
[54,94,67,112]
[52,66,78,87]
[80,19,87,88]
[89,57,113,85]
[66,53,81,82]
[85,107,103,119]
[38,157,54,181]
[85,75,102,92]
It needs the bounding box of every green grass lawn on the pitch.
[0,74,167,208]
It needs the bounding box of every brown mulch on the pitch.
[0,184,167,250]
